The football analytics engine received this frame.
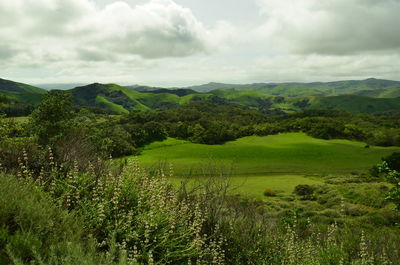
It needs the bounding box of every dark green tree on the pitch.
[29,90,75,145]
[379,153,400,210]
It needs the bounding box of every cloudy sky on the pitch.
[1,0,400,86]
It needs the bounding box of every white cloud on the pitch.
[255,0,400,55]
[249,53,400,82]
[0,0,234,67]
[2,0,400,85]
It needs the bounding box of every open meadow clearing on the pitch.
[136,132,400,176]
[170,175,324,199]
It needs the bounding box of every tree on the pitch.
[379,154,400,210]
[29,90,75,145]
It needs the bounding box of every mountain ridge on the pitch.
[2,77,400,115]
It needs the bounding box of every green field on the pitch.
[137,133,400,176]
[170,175,323,199]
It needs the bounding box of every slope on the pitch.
[307,95,400,114]
[137,133,400,176]
[0,78,46,104]
[188,78,400,97]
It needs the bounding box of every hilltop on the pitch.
[2,77,400,115]
[0,78,46,104]
[186,78,400,97]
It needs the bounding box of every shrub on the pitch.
[294,184,316,200]
[264,189,277,197]
[0,174,86,263]
[294,184,315,196]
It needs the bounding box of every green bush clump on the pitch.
[263,189,277,197]
[293,184,316,200]
[1,148,400,264]
[6,157,227,264]
[0,174,90,264]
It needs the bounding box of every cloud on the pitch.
[249,53,400,82]
[0,0,234,68]
[256,0,400,55]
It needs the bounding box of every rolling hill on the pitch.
[0,78,46,104]
[306,95,400,114]
[187,78,400,97]
[60,81,400,115]
[70,83,216,113]
[136,133,400,176]
[2,77,400,115]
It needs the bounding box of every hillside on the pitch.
[188,78,400,97]
[0,78,46,104]
[70,83,217,113]
[354,87,400,98]
[307,95,400,114]
[204,90,400,114]
[59,81,400,115]
[138,133,400,176]
[3,77,400,115]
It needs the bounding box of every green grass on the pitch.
[95,95,129,114]
[136,133,400,176]
[307,95,400,114]
[171,175,323,199]
[5,116,29,123]
[143,137,188,150]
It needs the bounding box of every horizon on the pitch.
[30,77,400,90]
[1,0,400,86]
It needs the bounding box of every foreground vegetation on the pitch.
[1,154,400,264]
[1,89,400,264]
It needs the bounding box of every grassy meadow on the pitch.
[131,132,400,199]
[137,132,400,176]
[2,88,400,264]
[170,175,323,199]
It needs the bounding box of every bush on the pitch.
[0,174,87,264]
[264,189,277,197]
[294,184,315,196]
[294,184,315,200]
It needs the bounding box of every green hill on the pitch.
[354,87,400,98]
[71,83,148,113]
[69,83,215,113]
[306,95,400,114]
[4,77,400,115]
[0,78,46,104]
[188,78,400,97]
[136,133,400,176]
[68,82,400,115]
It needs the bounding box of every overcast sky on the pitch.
[1,0,400,86]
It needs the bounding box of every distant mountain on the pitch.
[203,89,400,114]
[353,87,400,98]
[306,95,400,114]
[124,85,161,92]
[36,83,86,90]
[0,78,46,104]
[3,77,400,115]
[186,82,245,92]
[69,83,214,113]
[187,78,400,98]
[141,88,198,97]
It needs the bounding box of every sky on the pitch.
[1,0,400,87]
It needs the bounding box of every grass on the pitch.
[307,95,400,114]
[5,116,29,123]
[137,133,400,176]
[95,95,129,114]
[171,175,323,199]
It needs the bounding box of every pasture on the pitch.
[136,133,400,176]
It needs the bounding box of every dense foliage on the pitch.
[112,103,400,155]
[1,91,400,264]
[378,152,400,210]
[1,151,399,264]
